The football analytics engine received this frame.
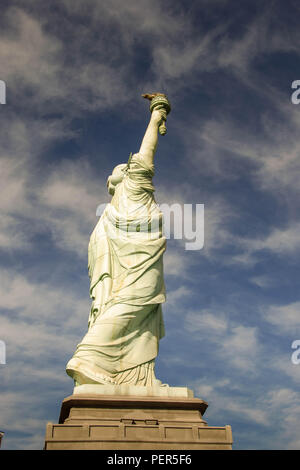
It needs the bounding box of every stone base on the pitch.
[73,383,194,398]
[44,393,233,450]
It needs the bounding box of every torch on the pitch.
[142,93,171,136]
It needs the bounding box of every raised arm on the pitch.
[138,107,167,167]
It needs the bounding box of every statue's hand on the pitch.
[151,106,167,125]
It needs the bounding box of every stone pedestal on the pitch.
[44,391,233,450]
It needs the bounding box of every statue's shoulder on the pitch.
[129,153,154,174]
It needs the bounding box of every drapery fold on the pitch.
[66,154,166,385]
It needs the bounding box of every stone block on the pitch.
[44,393,233,450]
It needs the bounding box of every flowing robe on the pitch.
[66,153,166,386]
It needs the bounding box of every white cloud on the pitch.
[268,387,299,406]
[0,267,89,448]
[222,325,259,371]
[185,310,228,335]
[163,249,191,278]
[264,301,300,333]
[0,8,63,105]
[261,388,300,449]
[39,158,109,255]
[193,377,270,426]
[250,275,274,288]
[0,6,137,116]
[62,0,185,43]
[0,118,109,253]
[40,160,106,217]
[0,269,90,332]
[195,381,300,448]
[185,309,260,373]
[151,24,226,82]
[164,286,191,307]
[226,400,269,426]
[246,223,300,255]
[224,220,300,267]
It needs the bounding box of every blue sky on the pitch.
[1,0,300,450]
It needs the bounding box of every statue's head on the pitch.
[107,163,127,196]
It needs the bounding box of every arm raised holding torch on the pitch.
[139,93,171,167]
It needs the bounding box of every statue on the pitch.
[45,94,233,451]
[66,94,171,388]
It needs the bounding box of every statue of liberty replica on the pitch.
[45,94,233,450]
[66,94,170,388]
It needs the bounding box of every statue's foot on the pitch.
[154,378,169,387]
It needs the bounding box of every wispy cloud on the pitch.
[185,309,260,373]
[264,301,300,333]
